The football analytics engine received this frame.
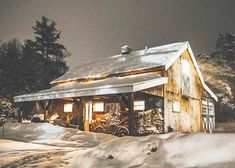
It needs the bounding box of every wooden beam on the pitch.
[16,102,24,123]
[37,100,51,121]
[45,101,51,111]
[77,98,84,131]
[128,93,134,136]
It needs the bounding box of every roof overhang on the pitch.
[14,41,218,102]
[14,74,168,102]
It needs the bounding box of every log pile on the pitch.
[135,108,163,135]
[91,103,129,130]
[105,103,129,127]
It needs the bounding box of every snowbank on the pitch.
[0,122,116,147]
[1,122,65,141]
[1,123,235,168]
[73,133,235,168]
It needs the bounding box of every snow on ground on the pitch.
[1,122,235,168]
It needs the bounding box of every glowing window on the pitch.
[172,101,180,112]
[134,101,145,110]
[93,102,104,112]
[182,59,190,96]
[182,59,190,76]
[64,103,73,112]
[85,103,89,120]
[89,103,93,122]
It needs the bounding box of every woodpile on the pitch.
[91,103,129,132]
[105,103,129,127]
[135,108,163,135]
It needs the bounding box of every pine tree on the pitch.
[198,33,235,121]
[25,16,70,89]
[211,33,235,63]
[0,39,24,99]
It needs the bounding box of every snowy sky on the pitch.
[0,0,234,68]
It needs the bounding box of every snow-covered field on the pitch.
[1,123,235,168]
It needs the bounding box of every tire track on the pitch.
[0,151,68,168]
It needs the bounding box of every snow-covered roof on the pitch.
[14,41,218,102]
[51,42,188,84]
[14,73,168,102]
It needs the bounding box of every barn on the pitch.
[14,41,217,136]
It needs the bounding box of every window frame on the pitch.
[182,59,191,97]
[93,101,105,112]
[64,103,73,113]
[172,100,180,113]
[134,100,145,111]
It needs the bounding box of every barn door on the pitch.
[84,102,93,131]
[202,98,215,133]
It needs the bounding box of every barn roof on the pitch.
[14,73,168,102]
[14,41,218,102]
[51,42,188,84]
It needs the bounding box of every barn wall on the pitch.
[141,85,164,97]
[164,50,203,132]
[44,100,82,120]
[48,100,64,117]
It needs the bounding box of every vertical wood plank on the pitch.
[128,93,134,135]
[78,98,84,131]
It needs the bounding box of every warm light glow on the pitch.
[182,59,190,76]
[64,103,73,112]
[173,101,180,112]
[85,103,89,120]
[93,102,104,112]
[85,102,93,122]
[134,101,145,110]
[89,103,93,123]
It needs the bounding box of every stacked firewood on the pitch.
[105,103,129,127]
[135,108,163,135]
[120,108,129,128]
[104,112,121,124]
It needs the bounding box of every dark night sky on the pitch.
[0,0,234,68]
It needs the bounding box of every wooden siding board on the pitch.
[141,85,164,97]
[164,50,203,132]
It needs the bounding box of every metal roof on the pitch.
[14,41,218,102]
[14,73,168,102]
[51,42,188,84]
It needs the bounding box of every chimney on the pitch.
[121,45,133,54]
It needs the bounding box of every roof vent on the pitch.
[121,45,133,54]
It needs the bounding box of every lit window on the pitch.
[182,59,190,96]
[172,101,180,112]
[182,59,190,76]
[93,102,104,112]
[89,103,93,122]
[64,103,73,112]
[134,101,145,110]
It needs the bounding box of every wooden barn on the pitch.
[14,41,217,136]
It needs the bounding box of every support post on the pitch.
[74,98,84,131]
[45,101,51,121]
[128,93,134,136]
[79,98,85,131]
[17,103,23,123]
[37,100,51,121]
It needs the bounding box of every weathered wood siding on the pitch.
[164,50,203,132]
[34,100,83,121]
[141,85,164,97]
